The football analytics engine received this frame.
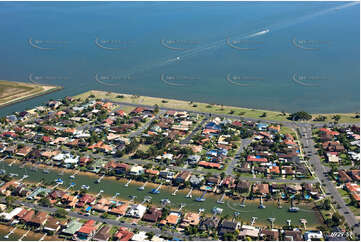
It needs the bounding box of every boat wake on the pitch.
[99,2,357,83]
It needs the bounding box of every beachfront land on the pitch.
[0,91,358,241]
[0,80,61,108]
[74,90,360,124]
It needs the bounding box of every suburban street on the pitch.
[129,110,165,138]
[225,138,252,176]
[296,124,360,237]
[180,116,209,145]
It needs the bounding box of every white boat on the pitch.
[81,185,90,190]
[161,199,170,205]
[70,175,75,179]
[288,207,300,212]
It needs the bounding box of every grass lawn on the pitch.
[74,90,360,124]
[119,104,138,114]
[279,125,297,136]
[349,205,360,217]
[337,188,349,198]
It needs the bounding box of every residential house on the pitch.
[129,165,145,176]
[199,216,219,231]
[236,180,250,193]
[260,229,279,241]
[218,220,241,236]
[77,220,97,240]
[125,204,147,218]
[239,225,260,239]
[113,227,134,241]
[166,212,181,226]
[174,171,191,184]
[43,217,62,234]
[109,203,129,217]
[15,146,32,157]
[142,207,162,223]
[252,183,270,196]
[93,225,112,241]
[338,170,352,183]
[206,176,221,186]
[180,212,200,227]
[27,211,48,227]
[283,230,303,241]
[62,220,83,236]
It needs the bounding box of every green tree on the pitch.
[39,197,51,207]
[332,115,341,122]
[146,232,155,240]
[55,208,68,218]
[332,212,344,226]
[288,111,312,121]
[323,198,331,210]
[5,196,15,207]
[154,104,159,114]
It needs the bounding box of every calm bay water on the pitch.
[0,1,359,116]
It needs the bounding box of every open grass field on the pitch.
[0,80,61,107]
[75,90,360,123]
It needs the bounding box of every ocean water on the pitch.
[0,1,359,116]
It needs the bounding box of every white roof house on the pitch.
[0,207,23,221]
[129,165,145,176]
[156,153,173,160]
[64,155,79,164]
[125,204,146,218]
[132,231,147,241]
[53,153,66,161]
[53,153,79,164]
[304,231,323,241]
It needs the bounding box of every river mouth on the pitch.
[1,160,322,228]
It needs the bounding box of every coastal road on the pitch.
[225,138,252,176]
[104,99,295,126]
[11,200,190,240]
[105,99,359,129]
[296,124,360,237]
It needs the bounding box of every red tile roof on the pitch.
[198,161,221,169]
[247,155,267,162]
